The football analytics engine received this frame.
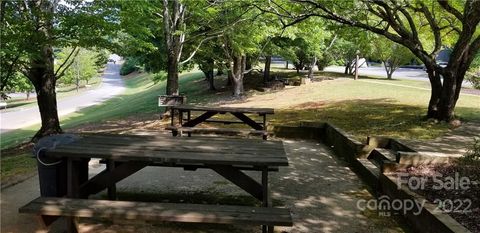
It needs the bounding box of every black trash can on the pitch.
[33,134,80,197]
[36,156,67,197]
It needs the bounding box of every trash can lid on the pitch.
[33,134,80,161]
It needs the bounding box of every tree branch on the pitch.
[437,0,463,21]
[179,35,222,65]
[54,46,78,77]
[418,2,442,56]
[55,48,80,80]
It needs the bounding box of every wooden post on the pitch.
[66,158,79,233]
[262,168,273,233]
[106,160,117,200]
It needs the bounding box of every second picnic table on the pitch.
[167,104,275,140]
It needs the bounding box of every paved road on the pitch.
[324,65,473,88]
[0,61,125,134]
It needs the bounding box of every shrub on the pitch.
[120,58,139,76]
[463,137,480,162]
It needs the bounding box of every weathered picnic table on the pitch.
[19,134,291,233]
[166,105,275,140]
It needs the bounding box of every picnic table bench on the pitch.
[167,105,274,140]
[19,134,291,233]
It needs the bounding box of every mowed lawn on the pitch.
[225,72,480,140]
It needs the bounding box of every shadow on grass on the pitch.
[272,98,453,141]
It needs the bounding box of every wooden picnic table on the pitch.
[20,134,291,233]
[167,105,275,140]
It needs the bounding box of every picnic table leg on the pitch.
[187,110,192,137]
[66,158,79,233]
[179,110,184,137]
[261,167,273,233]
[106,160,117,200]
[170,107,178,136]
[262,114,268,140]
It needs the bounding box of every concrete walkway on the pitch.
[403,122,480,158]
[0,58,125,133]
[1,140,407,233]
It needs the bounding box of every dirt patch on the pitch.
[68,114,168,134]
[393,163,480,232]
[293,101,327,109]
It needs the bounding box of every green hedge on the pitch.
[120,58,139,75]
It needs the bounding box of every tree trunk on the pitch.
[226,62,233,86]
[424,64,466,122]
[285,61,289,69]
[354,54,359,80]
[263,55,271,84]
[231,55,245,97]
[204,58,215,91]
[29,45,62,140]
[166,55,179,95]
[425,67,442,119]
[307,56,317,79]
[162,0,185,96]
[383,61,393,79]
[27,0,62,141]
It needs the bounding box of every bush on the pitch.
[463,137,480,162]
[120,58,139,76]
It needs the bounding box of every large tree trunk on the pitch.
[33,76,62,139]
[425,64,467,121]
[27,0,62,141]
[263,55,271,84]
[162,0,185,96]
[166,55,179,95]
[29,46,62,140]
[231,55,245,97]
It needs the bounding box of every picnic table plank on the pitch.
[172,105,274,114]
[44,134,288,166]
[57,135,284,154]
[59,134,284,152]
[47,149,288,166]
[19,197,293,226]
